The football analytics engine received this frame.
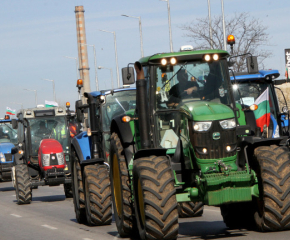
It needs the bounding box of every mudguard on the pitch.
[71,131,91,162]
[111,114,135,163]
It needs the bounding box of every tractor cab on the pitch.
[0,115,17,181]
[11,106,72,204]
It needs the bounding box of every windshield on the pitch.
[101,90,136,132]
[28,116,68,156]
[155,60,232,109]
[0,122,17,144]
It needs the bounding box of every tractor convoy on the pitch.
[3,36,290,239]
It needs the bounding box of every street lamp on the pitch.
[207,0,213,49]
[99,29,120,88]
[81,43,99,91]
[98,66,114,89]
[23,88,38,106]
[160,0,173,52]
[43,79,56,102]
[121,14,144,57]
[64,56,79,79]
[10,102,23,109]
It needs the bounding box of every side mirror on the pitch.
[122,67,135,85]
[11,119,18,129]
[246,56,258,74]
[75,100,84,123]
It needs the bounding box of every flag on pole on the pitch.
[254,88,270,132]
[6,107,16,115]
[45,100,58,108]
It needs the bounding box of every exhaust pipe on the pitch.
[134,61,150,149]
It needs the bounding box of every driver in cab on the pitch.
[35,121,50,137]
[167,69,199,107]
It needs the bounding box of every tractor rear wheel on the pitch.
[253,145,290,231]
[178,202,204,218]
[83,164,112,226]
[71,151,86,223]
[110,133,135,237]
[133,155,179,240]
[15,164,32,204]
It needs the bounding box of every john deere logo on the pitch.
[213,132,220,140]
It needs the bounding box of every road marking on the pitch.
[12,195,16,197]
[83,238,94,240]
[42,225,57,230]
[10,214,22,218]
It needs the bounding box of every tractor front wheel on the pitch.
[15,164,32,204]
[110,133,135,237]
[71,151,86,223]
[178,202,204,218]
[83,164,112,226]
[253,145,290,231]
[133,155,179,240]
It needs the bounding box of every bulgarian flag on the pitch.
[45,100,58,108]
[254,88,270,132]
[6,107,16,115]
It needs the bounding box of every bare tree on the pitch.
[181,12,272,72]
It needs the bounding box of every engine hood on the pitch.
[39,139,63,154]
[0,142,14,154]
[180,101,235,121]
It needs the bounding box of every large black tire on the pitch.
[110,133,135,237]
[71,151,86,223]
[178,202,204,218]
[64,183,73,198]
[253,145,290,231]
[133,155,179,240]
[15,164,32,204]
[220,202,255,229]
[83,164,112,226]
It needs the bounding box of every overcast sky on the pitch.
[0,0,289,116]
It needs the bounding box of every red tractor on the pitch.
[11,105,72,204]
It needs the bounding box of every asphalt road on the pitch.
[0,181,289,240]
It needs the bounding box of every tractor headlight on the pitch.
[193,121,212,132]
[56,152,64,165]
[0,152,5,162]
[219,118,236,129]
[42,154,50,166]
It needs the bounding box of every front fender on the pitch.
[71,131,91,161]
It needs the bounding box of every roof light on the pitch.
[204,54,211,61]
[66,102,70,108]
[180,45,193,51]
[58,108,64,113]
[76,79,83,88]
[227,35,235,46]
[26,110,32,115]
[161,58,167,65]
[213,54,219,61]
[170,57,177,65]
[100,95,105,103]
[4,115,10,120]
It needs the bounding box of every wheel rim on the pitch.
[138,179,146,227]
[113,153,122,217]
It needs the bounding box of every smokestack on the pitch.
[75,6,91,103]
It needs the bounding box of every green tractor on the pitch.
[109,49,290,239]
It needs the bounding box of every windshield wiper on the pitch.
[115,98,126,113]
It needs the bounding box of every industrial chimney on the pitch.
[75,6,91,103]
